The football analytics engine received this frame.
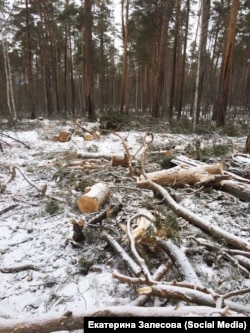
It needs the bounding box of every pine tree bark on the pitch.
[213,0,240,127]
[84,0,96,120]
[193,0,210,129]
[120,0,130,113]
[151,0,174,118]
[25,0,36,119]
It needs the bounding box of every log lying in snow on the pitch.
[76,151,130,165]
[171,155,250,201]
[157,239,203,287]
[77,182,111,213]
[145,180,250,252]
[219,179,250,202]
[138,162,224,188]
[0,305,246,333]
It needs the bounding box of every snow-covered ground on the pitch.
[0,119,249,331]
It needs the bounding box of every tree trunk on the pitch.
[213,0,240,127]
[243,133,250,154]
[2,36,17,121]
[25,0,36,119]
[84,0,96,120]
[169,0,181,119]
[120,0,129,113]
[193,0,210,130]
[177,0,190,118]
[138,162,224,188]
[151,0,174,118]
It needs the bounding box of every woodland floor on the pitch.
[0,117,249,331]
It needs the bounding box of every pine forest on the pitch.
[0,0,249,129]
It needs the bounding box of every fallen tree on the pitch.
[170,155,250,201]
[0,305,247,333]
[137,162,225,188]
[139,179,250,252]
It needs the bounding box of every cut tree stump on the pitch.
[137,162,224,188]
[77,182,111,213]
[111,154,129,167]
[243,133,250,153]
[71,219,85,242]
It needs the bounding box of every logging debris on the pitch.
[0,119,249,327]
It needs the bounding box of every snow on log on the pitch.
[171,155,250,201]
[137,162,224,188]
[157,239,203,287]
[219,179,250,202]
[77,182,111,213]
[0,306,246,333]
[145,180,250,252]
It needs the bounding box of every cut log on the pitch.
[148,284,250,314]
[138,162,224,188]
[83,131,100,141]
[219,179,250,202]
[77,151,113,160]
[0,306,246,333]
[83,132,95,141]
[52,131,71,142]
[172,154,250,183]
[111,154,129,167]
[171,155,250,201]
[77,182,111,213]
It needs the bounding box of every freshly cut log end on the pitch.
[83,131,101,141]
[59,131,71,142]
[77,197,99,212]
[83,132,95,141]
[77,182,111,213]
[52,131,71,142]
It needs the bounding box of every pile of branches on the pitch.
[0,127,249,333]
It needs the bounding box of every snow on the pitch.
[0,120,133,318]
[0,119,249,330]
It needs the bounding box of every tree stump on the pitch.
[243,133,250,153]
[111,154,129,167]
[71,219,85,242]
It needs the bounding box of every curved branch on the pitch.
[143,180,250,252]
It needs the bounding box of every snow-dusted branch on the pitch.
[143,179,250,252]
[0,305,246,333]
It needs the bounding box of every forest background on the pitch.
[1,1,250,330]
[0,0,250,132]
